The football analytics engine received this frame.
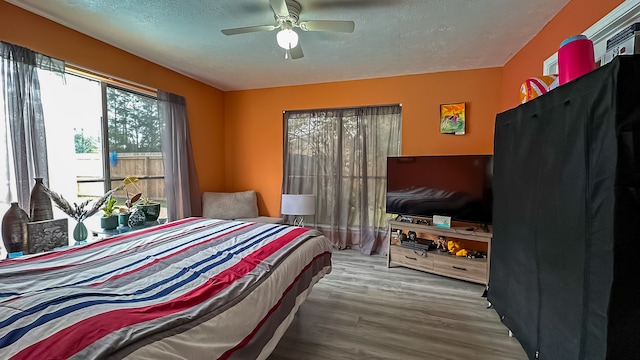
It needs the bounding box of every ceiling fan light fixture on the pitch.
[276,28,299,49]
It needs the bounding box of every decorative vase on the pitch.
[30,177,53,222]
[137,203,161,222]
[100,215,118,230]
[1,202,30,258]
[73,221,88,244]
[128,208,146,227]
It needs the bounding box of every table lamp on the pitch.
[281,194,315,227]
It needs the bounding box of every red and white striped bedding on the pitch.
[0,217,332,359]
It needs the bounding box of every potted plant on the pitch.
[122,176,161,222]
[118,190,141,227]
[118,208,129,227]
[100,198,119,230]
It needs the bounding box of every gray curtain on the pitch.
[158,90,201,221]
[0,42,64,211]
[283,105,401,255]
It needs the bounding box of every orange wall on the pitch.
[499,0,624,111]
[225,68,503,216]
[0,0,627,218]
[0,1,226,192]
[225,0,625,218]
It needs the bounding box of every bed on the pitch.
[0,217,333,359]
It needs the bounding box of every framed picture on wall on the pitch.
[440,102,466,135]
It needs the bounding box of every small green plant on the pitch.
[101,198,119,217]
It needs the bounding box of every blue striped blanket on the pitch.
[0,217,332,359]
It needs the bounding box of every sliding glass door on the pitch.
[40,72,103,206]
[39,71,166,217]
[106,85,164,208]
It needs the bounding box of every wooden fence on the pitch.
[77,153,165,201]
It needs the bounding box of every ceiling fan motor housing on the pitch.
[274,0,301,24]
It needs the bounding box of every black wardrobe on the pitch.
[490,55,640,360]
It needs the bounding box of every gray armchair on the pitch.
[202,190,284,224]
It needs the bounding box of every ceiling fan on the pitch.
[221,0,355,59]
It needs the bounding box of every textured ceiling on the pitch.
[7,0,570,91]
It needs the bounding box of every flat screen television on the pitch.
[386,155,493,224]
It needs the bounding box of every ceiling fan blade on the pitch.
[299,20,355,33]
[269,0,289,17]
[290,43,304,59]
[221,25,277,36]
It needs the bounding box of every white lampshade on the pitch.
[281,194,315,215]
[276,29,299,49]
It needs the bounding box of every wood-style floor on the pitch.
[269,249,527,360]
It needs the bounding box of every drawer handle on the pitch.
[405,255,417,261]
[452,266,468,271]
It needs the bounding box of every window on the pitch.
[0,46,169,258]
[39,70,166,218]
[283,105,401,254]
[106,85,164,210]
